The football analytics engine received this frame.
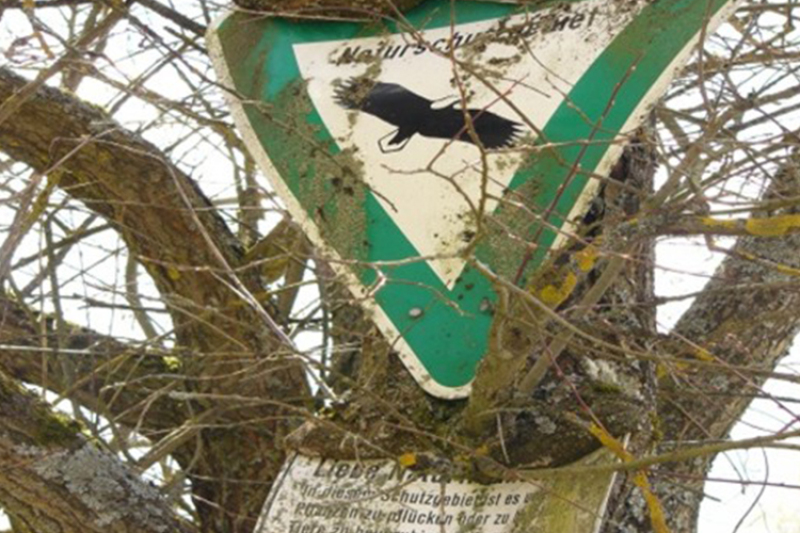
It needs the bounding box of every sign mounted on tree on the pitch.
[255,451,620,533]
[209,0,739,399]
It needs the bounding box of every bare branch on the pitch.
[0,293,187,436]
[0,368,192,533]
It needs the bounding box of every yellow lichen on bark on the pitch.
[745,213,800,236]
[588,423,671,533]
[539,272,578,306]
[777,263,800,276]
[699,216,737,230]
[692,347,715,362]
[698,214,800,236]
[575,245,600,272]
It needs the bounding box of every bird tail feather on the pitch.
[334,77,370,110]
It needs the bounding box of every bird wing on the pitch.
[333,77,371,110]
[421,104,522,149]
[334,78,433,128]
[462,107,522,149]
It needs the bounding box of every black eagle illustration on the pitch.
[334,77,522,153]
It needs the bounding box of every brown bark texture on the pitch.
[0,1,798,533]
[0,367,192,532]
[0,62,310,532]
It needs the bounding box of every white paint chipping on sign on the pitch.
[256,454,617,533]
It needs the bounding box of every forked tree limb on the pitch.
[602,157,800,533]
[0,66,309,531]
[0,66,308,399]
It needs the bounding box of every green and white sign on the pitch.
[209,0,739,399]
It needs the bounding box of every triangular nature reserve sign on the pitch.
[209,0,739,399]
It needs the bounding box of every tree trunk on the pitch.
[0,1,798,532]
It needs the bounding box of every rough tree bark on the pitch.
[0,61,313,532]
[0,367,193,533]
[0,1,798,532]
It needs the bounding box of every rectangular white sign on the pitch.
[256,454,615,533]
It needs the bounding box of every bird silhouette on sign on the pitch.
[334,77,522,153]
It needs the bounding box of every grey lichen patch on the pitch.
[532,414,557,436]
[581,358,643,401]
[31,443,173,531]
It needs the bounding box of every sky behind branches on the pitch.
[1,1,799,531]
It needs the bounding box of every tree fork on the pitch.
[601,155,800,533]
[0,66,310,532]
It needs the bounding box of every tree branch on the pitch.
[666,164,800,443]
[0,368,192,533]
[135,0,206,36]
[0,293,187,437]
[603,158,800,533]
[658,213,800,238]
[0,66,308,396]
[0,66,309,530]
